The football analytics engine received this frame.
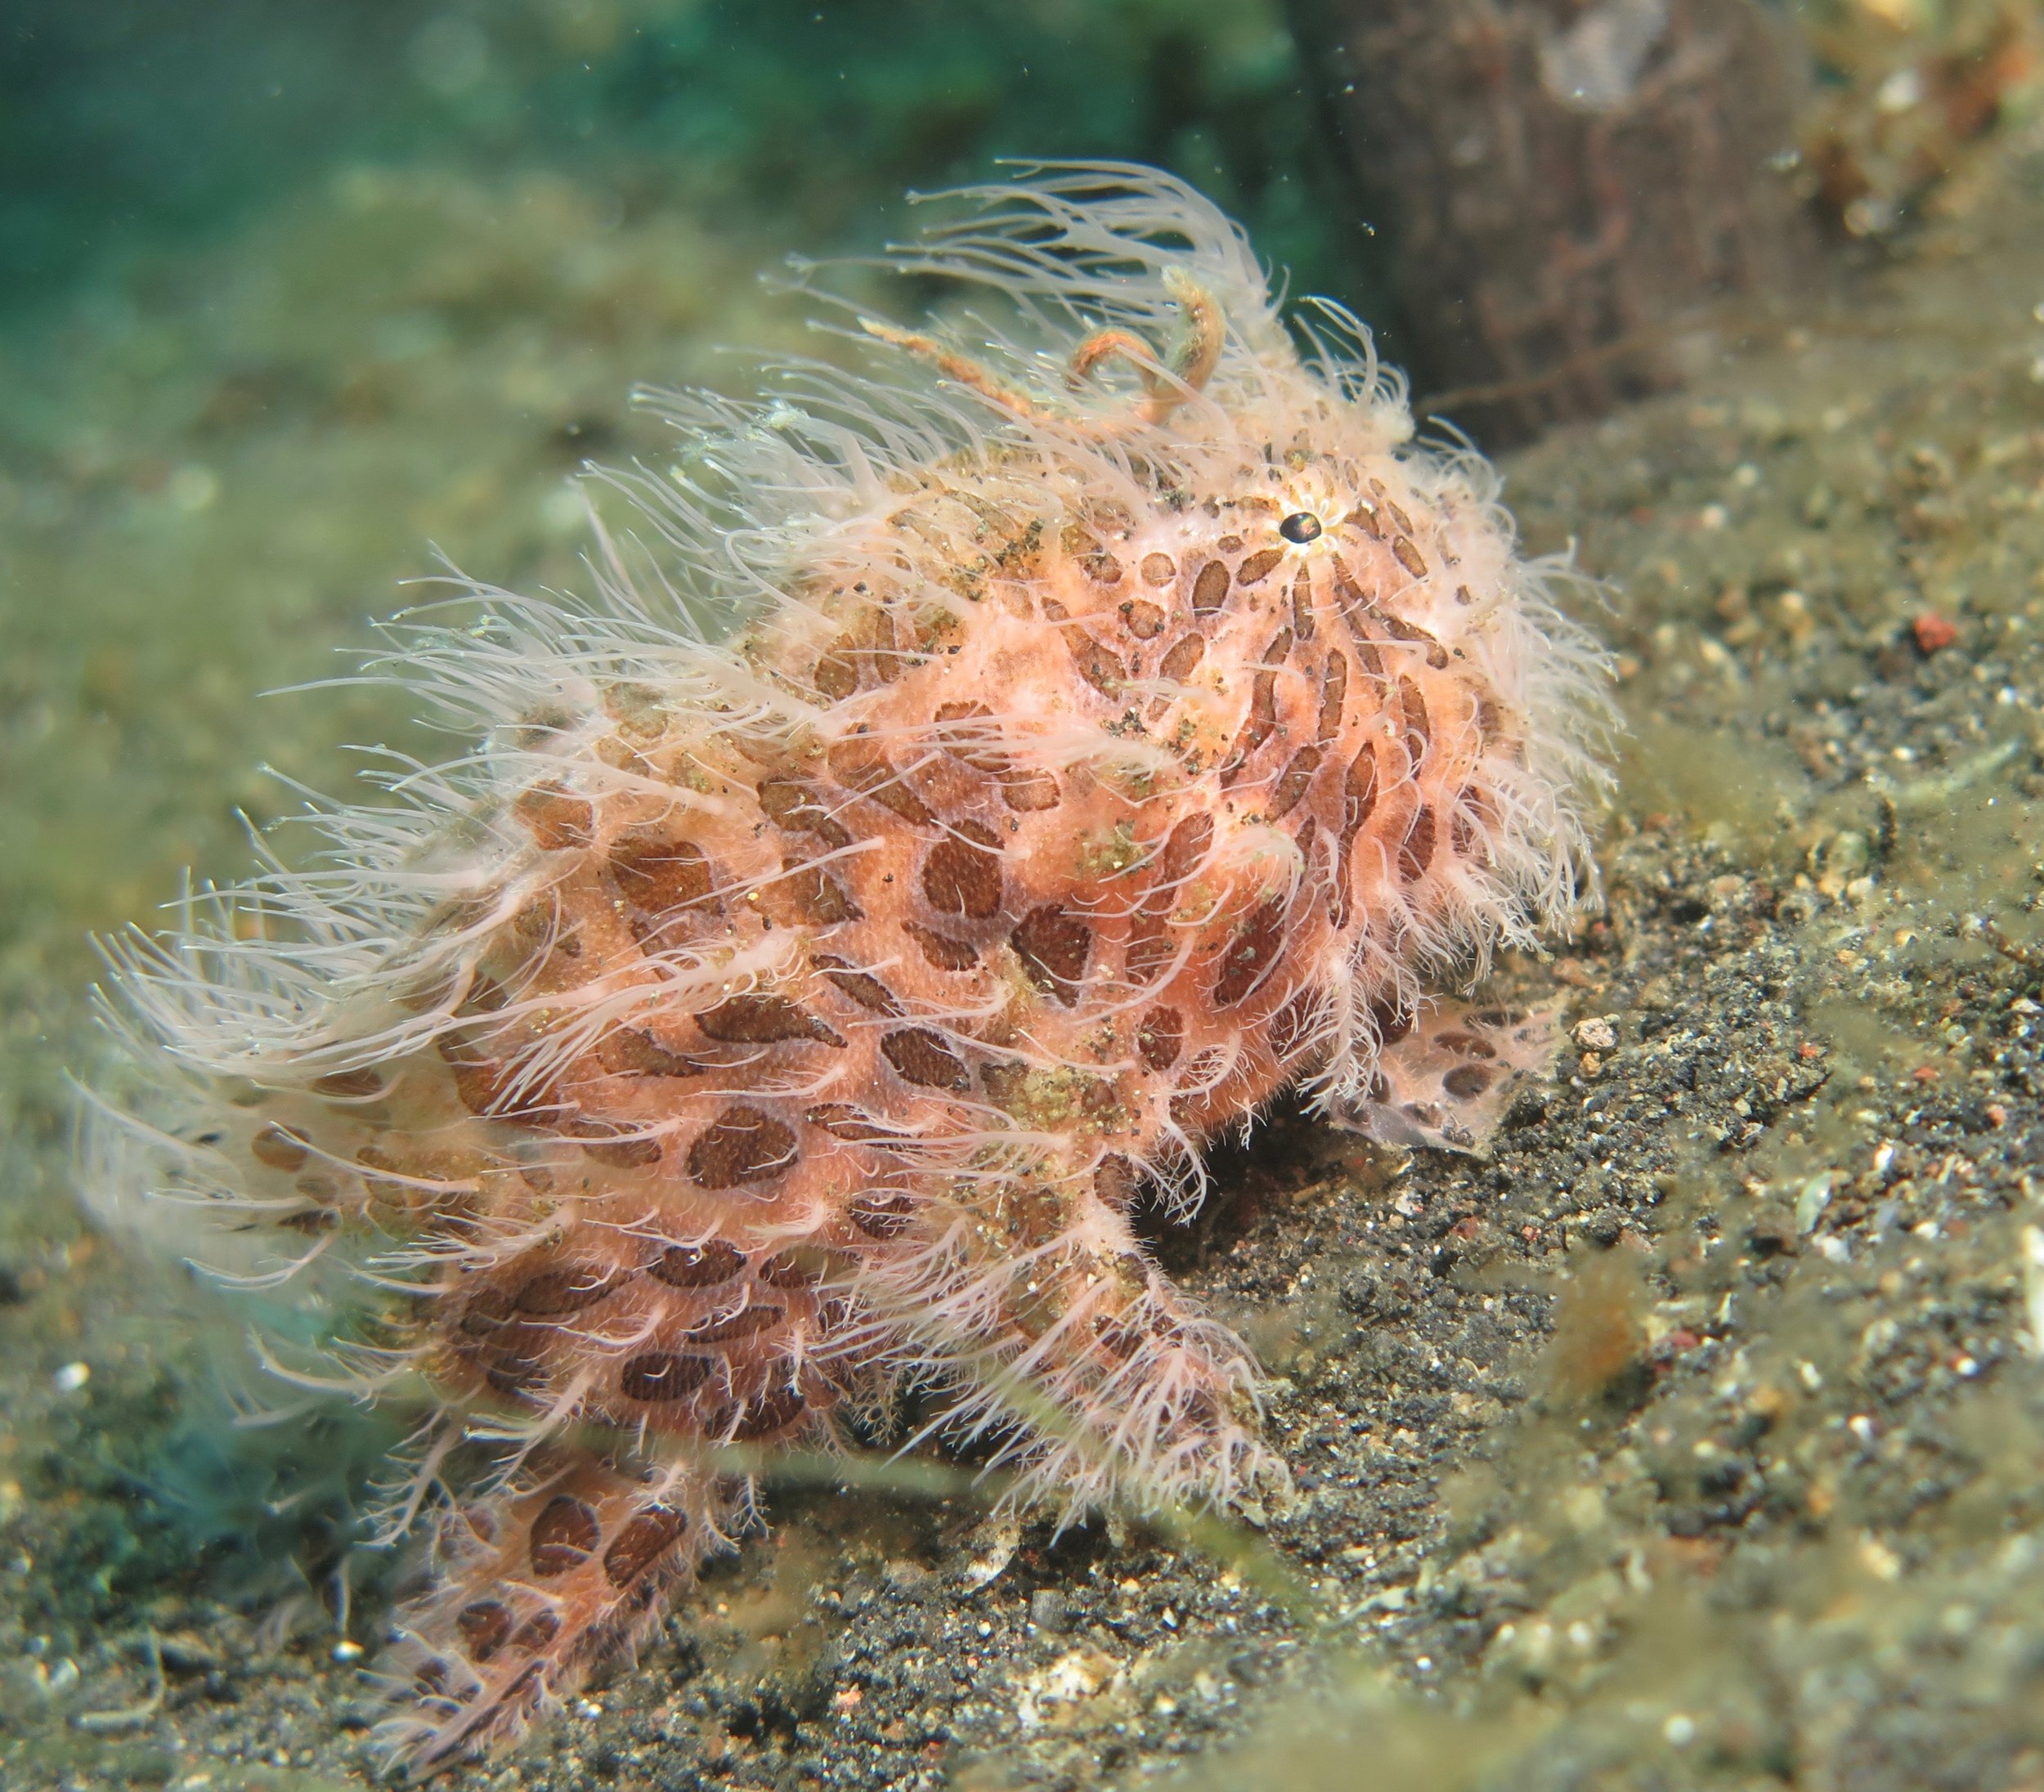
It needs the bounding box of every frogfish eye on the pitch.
[1279,511,1322,544]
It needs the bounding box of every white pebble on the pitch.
[1573,1016,1617,1053]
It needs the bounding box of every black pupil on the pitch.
[1280,512,1321,544]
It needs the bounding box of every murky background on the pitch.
[3,3,2044,1789]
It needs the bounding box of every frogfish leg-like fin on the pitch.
[373,1449,735,1781]
[1329,999,1561,1156]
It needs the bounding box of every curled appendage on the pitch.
[1066,327,1164,390]
[373,1454,728,1781]
[858,320,1058,426]
[1158,267,1224,414]
[863,267,1223,433]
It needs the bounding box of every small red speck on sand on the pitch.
[1987,1104,2008,1128]
[1664,1328,1701,1354]
[1912,612,1960,654]
[1521,1223,1542,1243]
[1911,1064,1940,1083]
[1796,1042,1824,1060]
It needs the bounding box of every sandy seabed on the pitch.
[4,122,2044,1792]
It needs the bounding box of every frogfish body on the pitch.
[91,165,1607,1773]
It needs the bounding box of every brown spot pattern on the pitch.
[1136,1006,1183,1071]
[1082,547,1123,585]
[603,1507,688,1588]
[811,955,901,1015]
[1316,650,1347,742]
[733,1385,807,1440]
[583,1134,664,1169]
[697,993,843,1048]
[1290,567,1316,641]
[864,607,909,683]
[1002,768,1061,811]
[1342,744,1380,835]
[808,1104,907,1144]
[1124,913,1171,984]
[456,1602,513,1663]
[1218,666,1280,786]
[611,836,714,913]
[814,640,858,699]
[850,1192,917,1238]
[601,1028,709,1080]
[1374,607,1449,668]
[529,1496,599,1576]
[518,789,593,852]
[759,860,861,929]
[1156,813,1213,889]
[1094,1154,1140,1208]
[1268,746,1321,818]
[648,1240,745,1287]
[904,921,979,971]
[1190,560,1230,617]
[881,1027,973,1091]
[1157,632,1205,684]
[1065,630,1126,696]
[686,1106,799,1189]
[1444,1064,1493,1099]
[757,1252,815,1289]
[688,1305,783,1343]
[1235,546,1285,585]
[1213,895,1286,1008]
[1270,992,1316,1060]
[758,777,850,849]
[251,1125,308,1172]
[513,1265,627,1315]
[1011,905,1091,1004]
[921,822,1003,917]
[932,700,1006,768]
[620,1352,712,1401]
[1398,676,1431,768]
[510,1611,561,1652]
[443,1049,563,1124]
[1399,805,1437,882]
[827,741,935,827]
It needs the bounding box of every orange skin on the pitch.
[237,456,1527,1770]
